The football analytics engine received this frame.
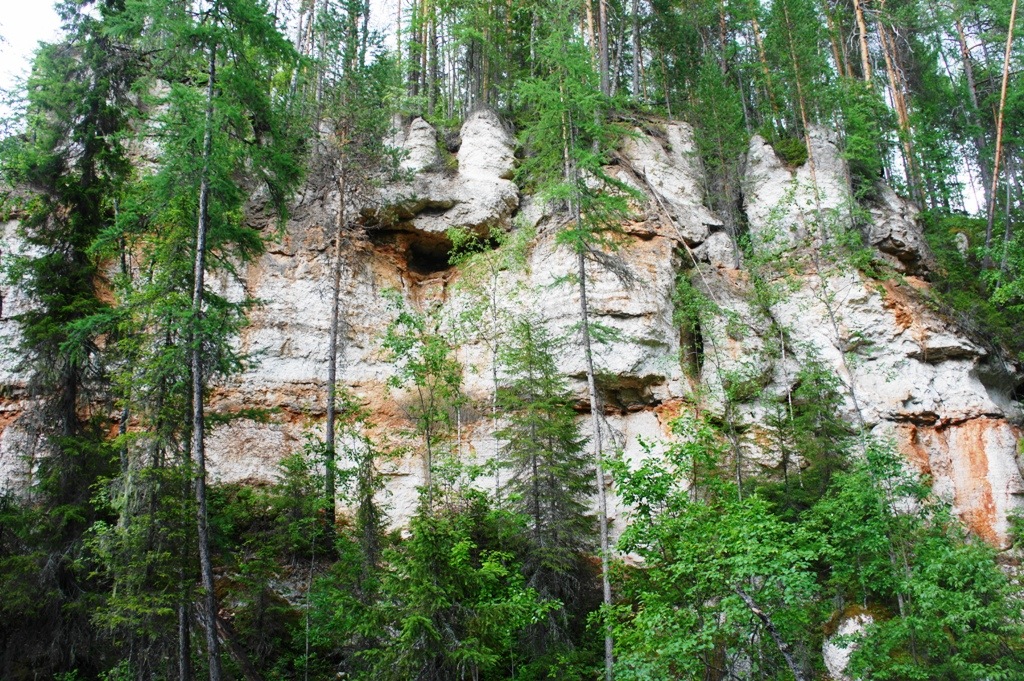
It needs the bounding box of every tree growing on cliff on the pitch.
[94,0,304,675]
[382,292,464,509]
[496,317,598,656]
[612,413,819,680]
[516,3,632,674]
[310,0,402,530]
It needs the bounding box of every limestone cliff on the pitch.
[1,110,1021,547]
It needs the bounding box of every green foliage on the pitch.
[812,442,1024,680]
[756,355,853,516]
[495,318,599,655]
[366,493,554,681]
[514,0,632,246]
[382,292,464,505]
[920,210,1024,359]
[838,80,892,199]
[688,56,749,238]
[612,412,821,679]
[772,136,808,167]
[614,416,1024,680]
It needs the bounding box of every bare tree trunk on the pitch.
[561,90,613,681]
[852,0,873,82]
[1000,154,1016,274]
[631,0,641,97]
[428,2,437,115]
[178,601,192,681]
[877,17,921,202]
[599,0,610,95]
[954,18,994,209]
[191,40,223,681]
[577,248,614,681]
[325,162,347,530]
[585,0,598,63]
[751,15,779,122]
[734,588,808,681]
[985,0,1018,266]
[823,5,847,78]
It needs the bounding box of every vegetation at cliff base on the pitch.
[0,0,1023,679]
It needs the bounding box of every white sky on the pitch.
[0,1,64,100]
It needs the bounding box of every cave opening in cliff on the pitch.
[365,226,462,276]
[407,238,454,275]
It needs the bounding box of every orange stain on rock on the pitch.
[899,418,1009,546]
[897,423,932,477]
[880,280,914,331]
[948,418,999,546]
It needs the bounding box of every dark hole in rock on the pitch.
[408,237,454,275]
[596,375,661,412]
[1012,380,1024,404]
[370,229,452,274]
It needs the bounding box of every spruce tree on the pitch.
[96,0,303,675]
[0,1,137,674]
[516,3,631,674]
[496,317,597,654]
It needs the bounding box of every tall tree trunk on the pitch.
[823,4,848,78]
[428,2,437,115]
[561,92,613,681]
[577,247,614,681]
[599,0,610,95]
[631,0,641,97]
[751,15,779,123]
[954,18,994,207]
[877,17,921,202]
[1000,154,1016,274]
[178,600,192,681]
[191,40,223,681]
[985,0,1018,266]
[852,0,873,82]
[325,153,347,531]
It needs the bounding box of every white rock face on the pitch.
[725,128,1024,545]
[381,112,519,238]
[0,115,1020,546]
[744,128,851,254]
[0,220,44,494]
[618,122,722,245]
[823,611,873,680]
[458,108,516,179]
[395,117,440,173]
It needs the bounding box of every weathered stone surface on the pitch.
[619,122,722,245]
[865,183,931,274]
[380,109,519,238]
[458,108,516,180]
[725,131,1024,544]
[899,418,1024,548]
[0,220,37,494]
[0,117,1020,547]
[744,127,851,253]
[823,610,874,680]
[392,116,440,173]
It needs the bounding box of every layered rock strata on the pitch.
[1,110,1021,548]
